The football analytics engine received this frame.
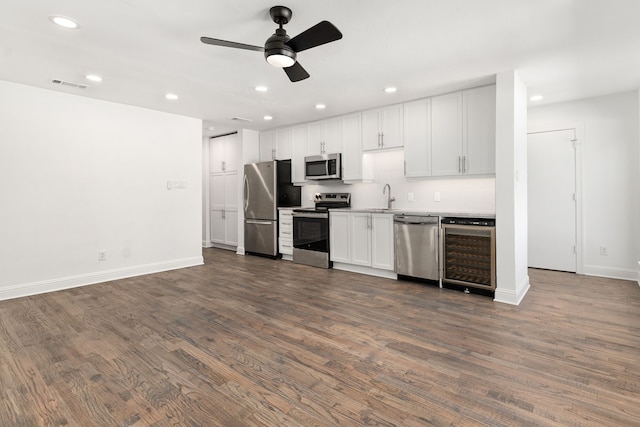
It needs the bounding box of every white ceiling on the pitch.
[2,0,639,137]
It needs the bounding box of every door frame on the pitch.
[527,121,584,274]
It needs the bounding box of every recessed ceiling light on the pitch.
[530,94,543,101]
[255,86,268,92]
[207,126,215,131]
[264,115,273,121]
[384,87,397,93]
[165,93,179,100]
[85,74,103,83]
[315,104,326,110]
[49,15,79,29]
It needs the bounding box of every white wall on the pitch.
[300,150,496,214]
[528,90,640,280]
[0,80,203,300]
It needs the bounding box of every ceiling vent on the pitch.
[231,117,253,122]
[51,79,88,89]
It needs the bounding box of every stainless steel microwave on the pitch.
[305,153,342,180]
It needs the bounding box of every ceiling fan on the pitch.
[200,5,342,82]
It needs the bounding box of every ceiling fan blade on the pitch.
[286,21,342,53]
[200,37,264,52]
[284,62,310,82]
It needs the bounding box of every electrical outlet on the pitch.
[407,192,414,202]
[98,250,107,261]
[599,246,608,256]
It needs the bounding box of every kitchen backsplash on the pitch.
[301,150,496,213]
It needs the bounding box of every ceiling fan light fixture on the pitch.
[266,51,295,68]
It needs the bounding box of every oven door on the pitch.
[293,212,329,252]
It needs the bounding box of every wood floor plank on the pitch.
[0,248,639,426]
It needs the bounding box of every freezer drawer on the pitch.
[244,219,277,257]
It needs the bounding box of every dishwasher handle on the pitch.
[393,215,438,225]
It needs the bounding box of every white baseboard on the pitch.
[0,256,204,302]
[494,275,531,305]
[583,264,638,281]
[332,262,398,280]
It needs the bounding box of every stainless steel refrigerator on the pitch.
[243,160,300,257]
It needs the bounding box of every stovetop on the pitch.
[294,192,351,212]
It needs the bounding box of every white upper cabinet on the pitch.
[306,117,341,155]
[431,91,464,176]
[341,112,373,183]
[463,85,496,175]
[259,129,293,161]
[430,85,496,177]
[290,124,307,184]
[362,104,404,151]
[403,98,432,178]
[210,134,238,173]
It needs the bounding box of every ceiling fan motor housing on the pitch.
[264,28,296,66]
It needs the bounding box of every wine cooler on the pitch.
[441,217,496,291]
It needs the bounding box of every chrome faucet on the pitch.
[383,184,396,209]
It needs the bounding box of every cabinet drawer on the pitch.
[279,224,293,238]
[279,237,293,255]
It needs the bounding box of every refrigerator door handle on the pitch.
[243,174,249,212]
[245,219,273,225]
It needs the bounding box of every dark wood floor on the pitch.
[1,248,639,426]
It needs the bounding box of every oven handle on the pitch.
[293,212,329,219]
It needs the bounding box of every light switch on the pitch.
[407,192,414,202]
[434,192,441,202]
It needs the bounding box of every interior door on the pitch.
[527,129,576,272]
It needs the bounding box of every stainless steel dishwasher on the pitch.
[393,214,439,281]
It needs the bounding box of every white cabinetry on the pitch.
[306,117,341,155]
[210,172,238,247]
[431,91,463,176]
[406,85,496,178]
[462,85,496,175]
[259,129,293,161]
[330,211,394,273]
[209,134,238,248]
[278,209,294,258]
[403,98,432,178]
[362,104,404,151]
[210,134,237,173]
[340,113,373,183]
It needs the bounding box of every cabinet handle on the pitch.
[221,161,225,171]
[463,156,468,173]
[222,210,225,219]
[404,160,407,176]
[458,156,462,174]
[381,132,384,147]
[282,231,291,235]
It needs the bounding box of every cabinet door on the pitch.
[275,127,293,160]
[210,174,225,210]
[224,172,237,210]
[210,210,225,244]
[225,208,238,246]
[329,212,351,263]
[259,130,276,161]
[431,91,463,176]
[350,213,372,267]
[210,137,225,173]
[371,214,394,271]
[322,117,342,154]
[463,85,496,175]
[291,124,307,183]
[223,134,237,172]
[306,121,323,155]
[403,98,431,178]
[341,113,364,181]
[381,104,404,149]
[362,109,381,151]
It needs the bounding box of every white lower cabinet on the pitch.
[330,211,394,271]
[278,209,294,257]
[210,172,238,247]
